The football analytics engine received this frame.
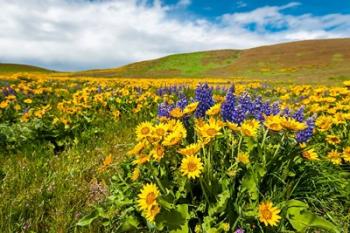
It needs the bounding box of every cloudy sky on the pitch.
[1,0,350,71]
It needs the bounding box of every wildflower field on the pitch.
[1,73,350,233]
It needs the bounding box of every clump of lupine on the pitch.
[82,82,350,232]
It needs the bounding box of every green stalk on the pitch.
[200,178,210,205]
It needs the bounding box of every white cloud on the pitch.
[0,0,349,71]
[176,0,191,8]
[236,1,247,8]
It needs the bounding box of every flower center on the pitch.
[243,128,252,136]
[170,137,179,144]
[146,192,156,205]
[156,128,165,136]
[261,208,272,220]
[141,127,150,135]
[187,161,197,172]
[206,128,217,136]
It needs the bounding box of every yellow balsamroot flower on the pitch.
[162,131,183,147]
[183,102,199,114]
[0,100,9,109]
[24,98,33,104]
[173,121,187,138]
[180,155,204,179]
[137,183,160,210]
[258,201,281,227]
[170,107,184,118]
[326,135,341,145]
[20,112,30,122]
[153,123,168,138]
[241,119,260,138]
[98,154,113,172]
[299,143,307,149]
[264,115,283,132]
[315,115,333,132]
[150,144,165,161]
[137,183,161,222]
[206,103,221,116]
[343,80,350,87]
[334,113,346,125]
[342,147,350,163]
[327,150,342,165]
[144,203,161,222]
[136,122,154,140]
[131,167,140,181]
[127,141,146,156]
[14,104,21,111]
[302,148,319,161]
[198,117,222,140]
[236,152,250,165]
[133,154,150,165]
[178,142,202,157]
[112,110,120,119]
[226,122,240,132]
[6,95,16,101]
[281,117,307,131]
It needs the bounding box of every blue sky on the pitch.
[0,0,349,71]
[165,0,350,18]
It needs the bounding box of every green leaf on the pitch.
[286,200,340,233]
[241,171,258,200]
[208,190,230,216]
[77,211,99,226]
[120,216,139,232]
[156,204,189,232]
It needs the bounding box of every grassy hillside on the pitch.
[0,63,52,73]
[75,38,350,82]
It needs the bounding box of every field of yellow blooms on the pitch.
[1,73,350,233]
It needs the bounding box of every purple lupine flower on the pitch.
[296,115,316,143]
[252,96,264,121]
[176,95,188,110]
[292,106,305,122]
[157,102,172,118]
[97,85,102,93]
[195,83,214,118]
[271,102,280,115]
[2,88,8,97]
[234,229,245,233]
[221,86,236,122]
[282,107,291,117]
[262,101,272,116]
[239,93,254,114]
[232,105,246,124]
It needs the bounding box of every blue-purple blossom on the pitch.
[232,106,246,124]
[271,102,280,115]
[195,83,214,118]
[157,102,172,118]
[221,86,236,122]
[239,93,254,113]
[296,115,316,143]
[292,106,305,122]
[176,95,188,110]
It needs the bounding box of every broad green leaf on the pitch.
[77,211,99,226]
[156,204,189,232]
[241,171,258,200]
[208,190,230,216]
[286,200,340,233]
[120,216,139,232]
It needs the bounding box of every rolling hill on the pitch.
[2,39,350,84]
[74,38,350,82]
[0,63,52,73]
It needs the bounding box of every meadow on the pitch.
[1,72,350,233]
